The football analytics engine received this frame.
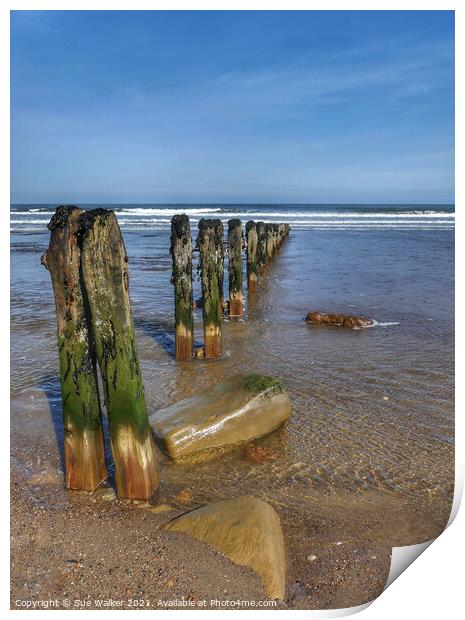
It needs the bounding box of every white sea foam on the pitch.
[10,205,455,234]
[114,209,454,219]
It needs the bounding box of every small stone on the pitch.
[175,488,193,503]
[243,444,276,463]
[306,554,317,562]
[166,578,175,588]
[99,487,116,501]
[383,396,389,401]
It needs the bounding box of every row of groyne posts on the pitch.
[41,206,289,500]
[172,215,290,360]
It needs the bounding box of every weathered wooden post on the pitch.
[197,218,224,358]
[265,224,274,263]
[42,206,108,491]
[227,218,243,317]
[170,215,194,360]
[272,224,278,257]
[78,209,159,500]
[246,220,259,292]
[256,221,267,273]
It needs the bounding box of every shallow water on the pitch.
[10,204,454,547]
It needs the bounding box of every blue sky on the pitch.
[11,10,454,204]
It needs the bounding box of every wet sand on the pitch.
[11,430,392,610]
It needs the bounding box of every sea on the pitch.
[10,204,455,547]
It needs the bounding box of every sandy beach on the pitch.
[11,424,393,610]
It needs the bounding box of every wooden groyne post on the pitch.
[245,220,258,292]
[170,215,194,360]
[197,218,224,358]
[256,221,267,273]
[79,209,159,500]
[265,224,275,263]
[42,206,108,491]
[227,218,243,317]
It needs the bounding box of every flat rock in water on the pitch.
[148,374,291,461]
[163,496,286,600]
[305,311,374,328]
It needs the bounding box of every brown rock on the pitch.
[305,311,374,329]
[163,496,286,599]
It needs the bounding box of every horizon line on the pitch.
[10,202,455,207]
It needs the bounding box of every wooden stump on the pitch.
[78,209,159,500]
[227,219,243,317]
[170,215,194,360]
[256,221,267,274]
[196,219,224,358]
[273,224,279,255]
[42,206,108,491]
[265,224,274,263]
[246,220,259,292]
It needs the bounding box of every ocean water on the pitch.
[10,204,455,546]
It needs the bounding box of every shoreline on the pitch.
[11,432,393,610]
[10,383,451,610]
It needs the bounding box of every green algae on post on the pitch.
[227,218,243,317]
[42,206,108,491]
[245,220,259,292]
[170,215,194,360]
[78,209,159,500]
[196,218,224,358]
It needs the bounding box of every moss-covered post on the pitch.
[170,215,194,360]
[256,221,267,273]
[42,206,108,491]
[197,218,224,358]
[78,209,159,500]
[246,220,259,292]
[227,219,243,317]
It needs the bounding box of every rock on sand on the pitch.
[305,311,374,328]
[163,496,286,600]
[149,374,291,461]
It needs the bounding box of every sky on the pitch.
[10,10,454,204]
